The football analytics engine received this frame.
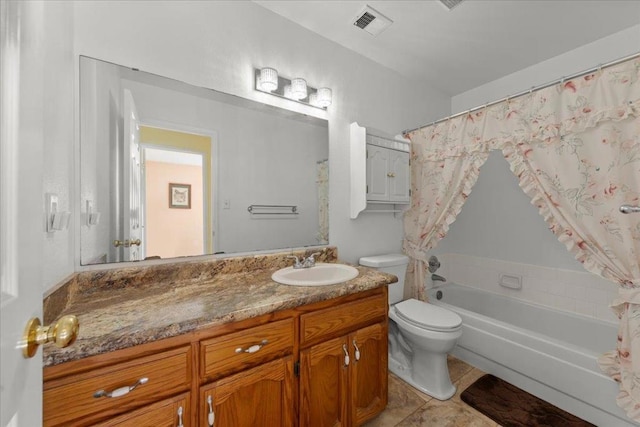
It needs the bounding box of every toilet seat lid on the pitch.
[395,299,462,332]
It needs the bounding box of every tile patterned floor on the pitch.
[364,356,501,427]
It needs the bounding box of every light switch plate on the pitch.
[45,193,59,233]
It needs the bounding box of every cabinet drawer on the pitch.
[200,318,294,381]
[92,392,190,427]
[300,294,387,346]
[44,346,191,426]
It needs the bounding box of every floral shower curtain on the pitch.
[316,159,329,244]
[404,57,639,420]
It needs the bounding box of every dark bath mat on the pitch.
[460,374,595,427]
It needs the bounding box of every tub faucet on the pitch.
[431,273,447,283]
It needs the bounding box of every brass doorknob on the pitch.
[22,315,79,358]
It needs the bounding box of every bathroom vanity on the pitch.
[42,249,394,426]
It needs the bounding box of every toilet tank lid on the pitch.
[359,254,409,268]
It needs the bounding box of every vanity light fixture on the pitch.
[254,67,332,110]
[258,67,278,92]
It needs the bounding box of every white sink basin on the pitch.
[272,263,359,286]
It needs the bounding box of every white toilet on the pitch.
[359,254,462,400]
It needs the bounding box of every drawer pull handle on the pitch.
[342,344,350,367]
[177,406,184,427]
[353,339,361,361]
[93,377,148,398]
[235,339,268,354]
[207,395,215,426]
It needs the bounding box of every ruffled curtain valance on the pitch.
[404,57,640,421]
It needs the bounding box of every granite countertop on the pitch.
[43,252,395,367]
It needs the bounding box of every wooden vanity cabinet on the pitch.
[43,287,388,427]
[298,291,388,427]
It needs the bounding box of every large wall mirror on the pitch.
[80,56,329,266]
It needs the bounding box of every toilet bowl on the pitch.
[359,254,462,400]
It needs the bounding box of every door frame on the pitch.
[140,119,219,254]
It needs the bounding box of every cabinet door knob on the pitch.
[387,172,394,178]
[22,315,79,358]
[353,339,361,361]
[207,395,215,426]
[93,377,148,398]
[342,344,350,367]
[177,406,184,427]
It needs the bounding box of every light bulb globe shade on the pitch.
[291,78,307,100]
[317,87,332,107]
[259,67,278,92]
[283,84,294,99]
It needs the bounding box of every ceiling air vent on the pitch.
[439,0,465,10]
[353,6,392,36]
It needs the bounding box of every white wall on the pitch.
[430,25,639,320]
[72,1,451,267]
[41,2,76,291]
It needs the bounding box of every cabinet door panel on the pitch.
[366,145,390,201]
[389,150,410,203]
[351,323,388,426]
[300,336,349,427]
[200,356,294,427]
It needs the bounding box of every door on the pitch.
[300,336,349,427]
[350,323,388,425]
[122,89,144,261]
[200,357,294,427]
[1,1,46,425]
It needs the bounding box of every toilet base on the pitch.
[389,354,456,400]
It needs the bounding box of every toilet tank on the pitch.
[359,254,409,305]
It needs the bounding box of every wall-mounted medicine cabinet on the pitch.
[350,122,411,219]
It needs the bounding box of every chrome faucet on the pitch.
[431,273,447,283]
[286,256,304,269]
[302,252,321,268]
[287,252,321,269]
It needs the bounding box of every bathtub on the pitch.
[428,283,633,427]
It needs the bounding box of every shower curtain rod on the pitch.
[403,51,640,135]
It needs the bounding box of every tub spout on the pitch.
[431,274,447,283]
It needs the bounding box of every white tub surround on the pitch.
[436,253,618,324]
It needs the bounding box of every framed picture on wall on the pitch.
[169,183,191,209]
